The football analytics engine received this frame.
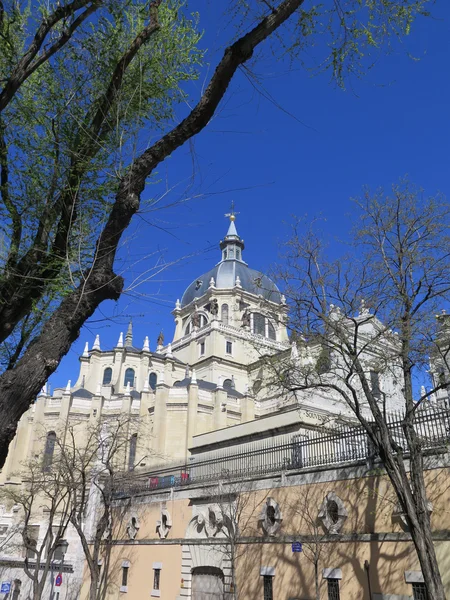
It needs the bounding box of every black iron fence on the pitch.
[113,401,450,498]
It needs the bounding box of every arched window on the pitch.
[252,313,266,336]
[102,368,112,385]
[128,434,137,471]
[221,304,229,325]
[124,368,135,387]
[185,322,191,335]
[251,313,277,341]
[43,432,56,472]
[223,378,233,390]
[199,314,208,328]
[149,372,157,391]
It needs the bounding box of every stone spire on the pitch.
[82,342,89,357]
[117,332,124,348]
[92,335,100,351]
[125,320,133,347]
[220,201,245,262]
[143,336,150,352]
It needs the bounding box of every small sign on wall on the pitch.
[1,582,11,594]
[291,542,303,553]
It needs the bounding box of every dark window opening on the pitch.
[209,511,216,528]
[121,566,129,588]
[266,506,276,525]
[149,372,157,391]
[263,575,273,600]
[370,371,381,399]
[162,514,167,528]
[412,582,428,600]
[253,380,262,395]
[221,304,229,325]
[236,248,241,260]
[267,321,276,340]
[223,378,233,390]
[43,432,56,472]
[327,500,339,524]
[102,368,112,385]
[327,579,340,600]
[153,569,161,591]
[128,434,137,471]
[253,313,266,336]
[124,368,135,387]
[200,342,205,356]
[226,341,232,354]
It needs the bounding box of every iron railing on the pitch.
[113,401,450,498]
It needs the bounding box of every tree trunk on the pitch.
[0,269,123,466]
[378,437,446,599]
[314,561,320,600]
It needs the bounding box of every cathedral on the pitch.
[1,214,449,600]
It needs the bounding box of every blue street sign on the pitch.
[55,573,62,587]
[1,582,11,594]
[291,542,303,553]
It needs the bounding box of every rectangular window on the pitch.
[327,579,340,600]
[263,576,273,600]
[153,569,161,590]
[226,341,232,354]
[122,566,129,588]
[370,370,381,399]
[412,583,428,600]
[199,342,205,356]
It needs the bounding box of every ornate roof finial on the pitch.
[157,331,164,349]
[64,380,71,394]
[82,342,89,357]
[92,335,100,351]
[225,200,239,223]
[143,336,150,352]
[125,320,133,347]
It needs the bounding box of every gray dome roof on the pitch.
[181,260,282,307]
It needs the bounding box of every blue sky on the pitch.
[50,2,450,389]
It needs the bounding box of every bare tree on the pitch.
[270,182,450,598]
[0,457,73,600]
[0,0,433,466]
[57,415,144,600]
[0,415,144,600]
[287,487,327,600]
[207,475,271,600]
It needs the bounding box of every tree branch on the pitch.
[0,0,100,112]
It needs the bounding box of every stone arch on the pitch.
[156,508,172,539]
[191,566,224,600]
[318,492,348,534]
[259,497,282,536]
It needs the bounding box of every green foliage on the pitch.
[229,0,432,88]
[0,0,203,368]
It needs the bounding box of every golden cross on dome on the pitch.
[225,200,239,222]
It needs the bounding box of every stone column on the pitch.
[186,371,199,459]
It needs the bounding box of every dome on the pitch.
[181,216,282,307]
